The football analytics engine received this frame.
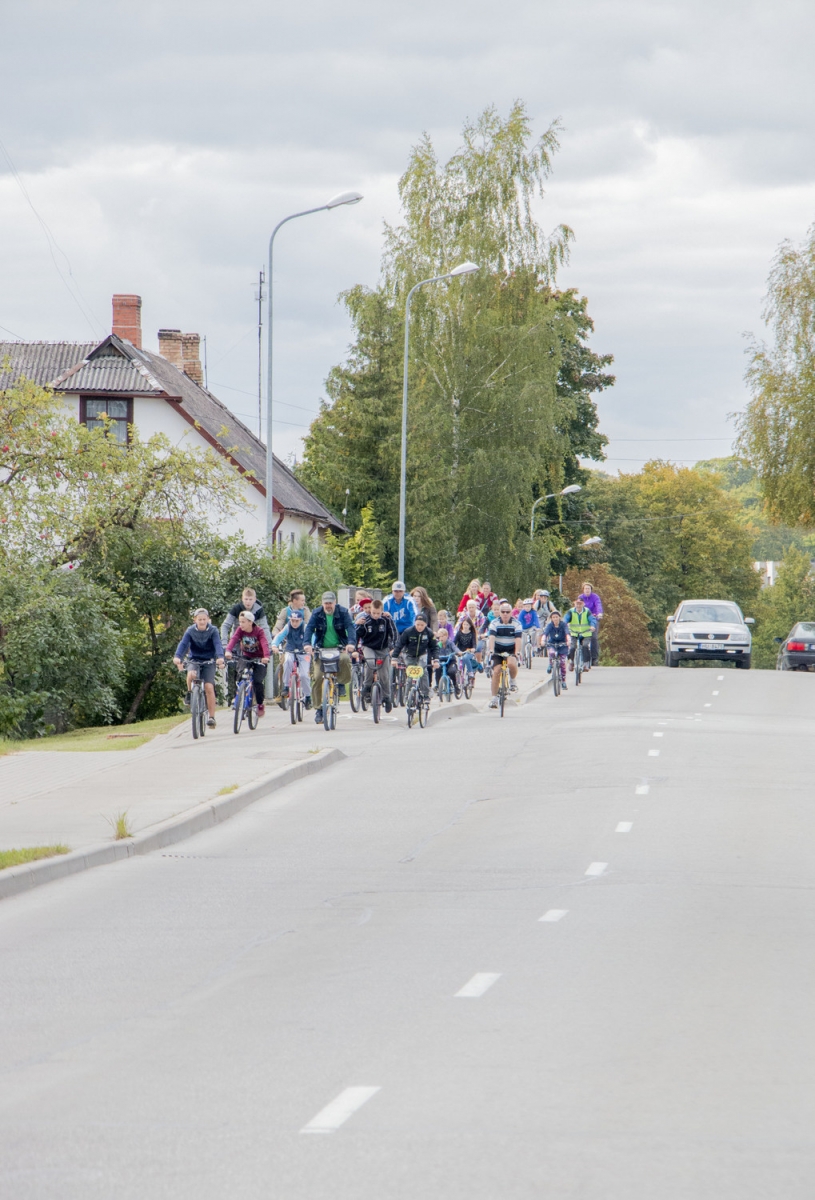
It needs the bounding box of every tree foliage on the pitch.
[298,103,612,602]
[737,223,815,526]
[578,462,761,642]
[558,564,657,666]
[751,546,815,669]
[324,505,390,590]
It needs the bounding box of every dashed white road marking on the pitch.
[455,972,502,998]
[653,732,664,738]
[717,675,724,680]
[636,784,650,795]
[616,822,633,833]
[539,909,568,922]
[585,862,608,877]
[648,749,660,757]
[704,703,712,707]
[712,690,719,695]
[301,1087,380,1133]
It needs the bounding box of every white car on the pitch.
[665,599,754,669]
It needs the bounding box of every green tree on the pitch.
[298,103,612,602]
[737,223,815,526]
[324,505,391,590]
[580,462,761,642]
[752,546,815,668]
[558,563,657,666]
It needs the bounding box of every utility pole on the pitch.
[255,268,266,438]
[202,336,208,389]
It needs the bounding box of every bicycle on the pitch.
[521,631,534,670]
[187,658,215,740]
[392,656,407,708]
[572,634,590,687]
[316,647,341,732]
[459,654,476,699]
[405,663,430,728]
[368,654,388,724]
[287,651,307,725]
[233,658,260,734]
[436,654,456,703]
[349,655,364,713]
[549,646,566,697]
[494,651,511,718]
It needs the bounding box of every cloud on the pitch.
[1,0,814,467]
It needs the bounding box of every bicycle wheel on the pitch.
[418,691,428,726]
[329,693,337,730]
[322,680,332,731]
[397,672,406,708]
[464,676,473,699]
[524,641,533,670]
[499,671,507,717]
[371,680,381,724]
[247,687,258,729]
[350,664,362,712]
[191,687,201,739]
[406,685,417,727]
[289,680,298,725]
[574,644,582,686]
[552,658,561,696]
[232,682,246,733]
[199,697,207,737]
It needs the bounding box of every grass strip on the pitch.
[0,713,187,757]
[0,845,70,871]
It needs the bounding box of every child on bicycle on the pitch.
[224,610,271,716]
[271,609,312,710]
[433,627,461,698]
[542,609,569,689]
[173,608,226,728]
[394,613,439,700]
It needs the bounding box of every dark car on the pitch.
[775,622,815,671]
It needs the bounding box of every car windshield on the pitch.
[677,603,742,624]
[793,623,815,636]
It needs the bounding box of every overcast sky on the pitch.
[2,0,814,473]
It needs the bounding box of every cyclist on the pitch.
[173,608,226,728]
[436,609,455,640]
[485,597,503,629]
[383,580,416,635]
[455,599,487,669]
[517,598,541,653]
[454,616,480,678]
[565,595,594,672]
[305,591,356,724]
[580,580,603,666]
[434,626,461,697]
[394,612,439,702]
[411,585,438,631]
[272,588,311,635]
[543,608,569,689]
[225,611,271,716]
[487,602,522,709]
[456,578,481,614]
[534,589,556,621]
[478,580,498,617]
[271,609,312,709]
[355,598,397,712]
[221,587,272,703]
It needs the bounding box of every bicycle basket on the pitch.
[320,649,341,674]
[406,665,425,680]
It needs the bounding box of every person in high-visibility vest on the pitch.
[564,596,595,672]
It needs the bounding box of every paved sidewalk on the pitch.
[0,653,552,856]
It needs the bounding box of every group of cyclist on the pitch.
[171,577,604,727]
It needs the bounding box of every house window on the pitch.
[80,397,133,444]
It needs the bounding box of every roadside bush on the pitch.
[0,568,124,737]
[751,546,815,668]
[557,563,658,666]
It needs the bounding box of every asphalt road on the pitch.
[2,665,815,1199]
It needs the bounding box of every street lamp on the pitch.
[529,484,582,539]
[397,261,480,580]
[265,190,363,548]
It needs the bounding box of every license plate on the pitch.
[697,643,721,650]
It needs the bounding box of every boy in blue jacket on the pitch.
[173,608,225,727]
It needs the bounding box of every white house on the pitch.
[0,293,345,546]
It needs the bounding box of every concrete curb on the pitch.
[425,700,480,727]
[0,747,346,902]
[520,675,553,704]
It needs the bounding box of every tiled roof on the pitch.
[0,336,345,531]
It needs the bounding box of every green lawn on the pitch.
[0,713,188,757]
[0,845,70,870]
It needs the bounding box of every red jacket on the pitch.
[457,591,479,613]
[226,625,270,660]
[478,590,498,614]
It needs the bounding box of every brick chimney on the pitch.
[112,294,142,348]
[181,332,203,385]
[157,328,183,369]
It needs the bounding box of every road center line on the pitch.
[585,862,608,876]
[455,972,502,998]
[616,822,633,833]
[301,1086,381,1134]
[635,784,650,795]
[704,703,712,707]
[648,749,660,757]
[712,690,719,695]
[653,732,664,737]
[539,909,568,922]
[717,675,724,680]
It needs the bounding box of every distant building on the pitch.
[754,561,779,588]
[0,293,345,546]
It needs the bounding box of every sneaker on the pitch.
[547,664,552,674]
[314,708,323,723]
[338,684,347,698]
[568,661,574,672]
[183,692,191,709]
[489,697,499,709]
[257,704,265,718]
[510,683,518,692]
[206,716,216,728]
[476,662,484,673]
[562,682,568,690]
[455,687,462,699]
[383,698,392,713]
[304,696,312,710]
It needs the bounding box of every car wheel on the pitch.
[736,655,751,670]
[665,650,679,668]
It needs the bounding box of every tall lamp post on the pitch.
[265,190,363,548]
[530,483,582,540]
[397,260,479,580]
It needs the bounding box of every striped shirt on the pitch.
[490,620,521,652]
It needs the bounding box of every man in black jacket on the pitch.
[394,613,440,699]
[356,599,397,712]
[305,591,356,723]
